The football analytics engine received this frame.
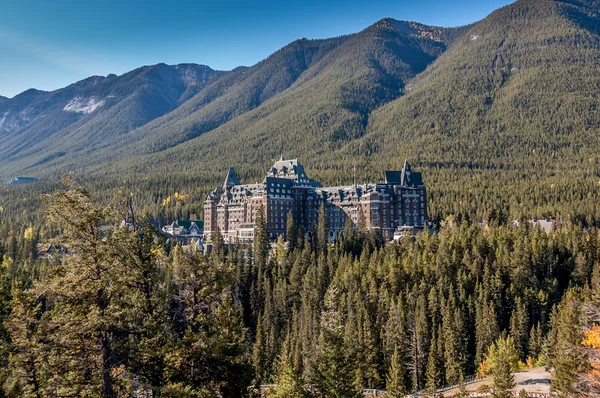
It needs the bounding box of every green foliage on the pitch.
[270,354,311,398]
[2,179,251,397]
[547,289,589,397]
[386,346,407,398]
[485,336,518,398]
[313,287,362,398]
[0,178,599,395]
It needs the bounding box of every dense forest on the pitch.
[0,179,598,397]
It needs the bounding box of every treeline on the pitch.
[0,180,598,397]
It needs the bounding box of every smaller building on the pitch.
[236,223,256,244]
[162,220,204,244]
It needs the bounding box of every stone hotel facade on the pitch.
[204,157,427,243]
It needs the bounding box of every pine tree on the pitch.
[317,204,329,257]
[271,353,311,398]
[425,328,444,392]
[4,286,51,398]
[313,287,361,398]
[489,336,518,398]
[527,323,543,364]
[286,210,298,252]
[212,225,225,260]
[253,311,269,386]
[510,298,529,362]
[549,290,589,397]
[407,292,428,391]
[442,291,465,385]
[353,300,380,389]
[386,346,407,398]
[254,204,271,270]
[30,177,122,397]
[164,249,252,396]
[475,299,499,367]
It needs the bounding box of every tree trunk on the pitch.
[100,332,114,398]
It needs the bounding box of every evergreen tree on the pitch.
[313,287,361,398]
[527,323,543,364]
[386,346,407,398]
[23,177,123,397]
[488,336,518,398]
[212,225,226,260]
[425,328,444,392]
[271,353,311,398]
[286,210,298,252]
[254,204,271,270]
[509,298,529,362]
[549,290,589,397]
[317,204,329,257]
[475,299,499,367]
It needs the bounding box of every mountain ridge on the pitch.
[0,17,463,178]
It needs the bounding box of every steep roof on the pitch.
[223,167,241,188]
[385,170,401,184]
[266,157,309,180]
[176,220,204,230]
[400,160,423,187]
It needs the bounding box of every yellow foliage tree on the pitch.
[581,325,600,395]
[23,227,35,241]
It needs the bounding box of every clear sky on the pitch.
[0,0,514,98]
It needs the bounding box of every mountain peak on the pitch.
[13,88,46,100]
[368,18,468,45]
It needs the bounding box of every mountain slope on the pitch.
[0,19,464,179]
[362,0,600,168]
[99,20,466,179]
[0,64,219,174]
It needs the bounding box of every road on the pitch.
[443,367,551,396]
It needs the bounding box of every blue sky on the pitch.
[0,0,514,98]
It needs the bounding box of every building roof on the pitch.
[385,171,401,184]
[176,220,204,230]
[266,157,309,181]
[400,160,424,187]
[208,157,424,204]
[223,168,241,188]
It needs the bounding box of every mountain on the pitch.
[0,20,465,178]
[364,0,600,167]
[120,0,600,179]
[2,0,600,223]
[0,64,219,173]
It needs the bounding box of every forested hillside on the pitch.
[129,0,600,226]
[0,64,220,172]
[0,20,462,180]
[1,0,599,232]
